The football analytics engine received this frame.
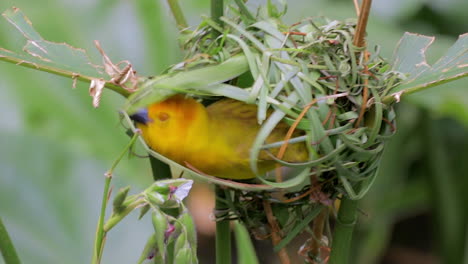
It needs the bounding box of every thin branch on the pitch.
[310,205,328,259]
[353,0,372,48]
[0,56,130,98]
[353,0,372,127]
[353,0,360,16]
[355,52,370,127]
[263,200,291,264]
[382,72,468,104]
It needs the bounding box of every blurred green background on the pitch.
[0,0,467,263]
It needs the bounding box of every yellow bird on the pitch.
[130,95,307,180]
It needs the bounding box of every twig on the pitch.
[0,56,130,98]
[353,0,372,127]
[310,208,328,260]
[353,0,360,16]
[355,52,370,127]
[275,92,349,182]
[353,0,372,48]
[263,200,291,264]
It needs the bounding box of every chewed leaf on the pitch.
[1,7,104,78]
[391,33,435,80]
[389,32,468,99]
[0,7,131,101]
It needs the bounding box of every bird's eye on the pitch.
[158,112,170,121]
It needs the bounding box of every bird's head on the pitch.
[129,94,209,143]
[130,94,205,125]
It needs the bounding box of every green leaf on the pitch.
[0,7,129,98]
[138,204,151,220]
[177,210,198,262]
[234,221,259,264]
[112,186,130,213]
[0,217,22,264]
[173,231,187,255]
[151,209,168,262]
[145,192,166,207]
[173,247,192,264]
[178,210,197,246]
[125,55,249,114]
[387,32,468,100]
[0,7,102,77]
[136,234,157,264]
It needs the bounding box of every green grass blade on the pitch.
[274,205,323,251]
[125,54,249,113]
[234,221,259,264]
[0,217,21,264]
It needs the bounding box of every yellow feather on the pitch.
[136,95,308,179]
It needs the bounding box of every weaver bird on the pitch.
[130,95,307,179]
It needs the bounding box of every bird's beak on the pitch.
[129,108,152,125]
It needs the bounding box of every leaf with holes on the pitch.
[0,7,104,80]
[388,32,468,101]
[0,7,132,104]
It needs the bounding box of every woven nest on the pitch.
[127,2,400,256]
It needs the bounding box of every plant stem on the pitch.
[354,0,372,127]
[381,72,468,105]
[166,0,188,30]
[211,0,224,31]
[328,197,358,264]
[0,57,130,97]
[210,1,230,262]
[328,1,372,262]
[353,0,360,16]
[103,199,144,232]
[353,0,372,48]
[310,208,327,258]
[215,186,231,264]
[263,200,290,264]
[0,217,21,264]
[92,174,112,264]
[92,133,139,264]
[233,0,255,23]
